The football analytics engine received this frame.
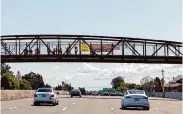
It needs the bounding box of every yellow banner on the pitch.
[80,44,90,52]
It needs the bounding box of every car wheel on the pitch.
[53,102,57,106]
[145,107,150,110]
[71,95,73,97]
[34,102,39,106]
[56,101,59,105]
[121,103,126,110]
[79,95,81,98]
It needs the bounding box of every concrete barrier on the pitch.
[1,90,69,101]
[1,90,35,101]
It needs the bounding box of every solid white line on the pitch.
[62,107,67,111]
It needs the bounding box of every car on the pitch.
[110,92,116,96]
[101,92,109,96]
[70,89,82,97]
[92,91,98,96]
[86,91,92,95]
[121,89,150,110]
[114,91,123,96]
[33,88,59,106]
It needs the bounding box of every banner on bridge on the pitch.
[80,43,90,52]
[91,44,120,52]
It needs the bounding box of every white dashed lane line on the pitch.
[8,107,19,110]
[62,107,67,111]
[72,103,76,105]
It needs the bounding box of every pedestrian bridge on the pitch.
[1,34,182,64]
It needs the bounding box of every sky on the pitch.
[1,0,182,90]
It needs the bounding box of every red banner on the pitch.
[91,44,120,52]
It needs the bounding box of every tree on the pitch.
[19,79,32,90]
[1,72,19,89]
[126,83,137,90]
[79,87,86,95]
[140,76,154,92]
[44,83,51,88]
[154,77,162,92]
[55,84,62,90]
[1,63,13,75]
[117,82,128,92]
[111,76,125,89]
[16,70,22,80]
[22,72,44,89]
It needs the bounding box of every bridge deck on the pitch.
[1,54,182,64]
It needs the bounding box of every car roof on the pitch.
[72,89,80,91]
[127,89,144,91]
[37,88,53,89]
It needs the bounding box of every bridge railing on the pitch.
[1,35,182,63]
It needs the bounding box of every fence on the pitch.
[146,92,182,100]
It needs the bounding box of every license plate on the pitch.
[135,98,139,101]
[42,95,46,97]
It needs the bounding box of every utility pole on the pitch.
[162,69,165,98]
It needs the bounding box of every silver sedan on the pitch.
[34,88,59,106]
[121,89,150,110]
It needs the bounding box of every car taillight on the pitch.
[51,94,54,97]
[126,96,131,98]
[34,94,37,97]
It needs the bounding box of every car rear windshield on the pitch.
[72,90,79,92]
[128,90,144,94]
[37,88,52,92]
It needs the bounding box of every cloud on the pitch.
[75,63,182,84]
[51,66,60,70]
[76,63,101,73]
[44,63,182,87]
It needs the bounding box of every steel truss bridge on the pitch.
[1,34,182,64]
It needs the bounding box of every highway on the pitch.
[1,95,182,114]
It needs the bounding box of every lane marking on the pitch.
[8,107,18,110]
[62,107,67,111]
[110,108,114,110]
[72,103,76,105]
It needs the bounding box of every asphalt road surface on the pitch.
[1,95,182,114]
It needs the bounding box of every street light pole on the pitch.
[162,69,165,98]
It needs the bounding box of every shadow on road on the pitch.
[30,104,55,107]
[59,96,121,99]
[119,108,148,111]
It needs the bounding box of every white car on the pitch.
[121,90,150,110]
[34,88,59,106]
